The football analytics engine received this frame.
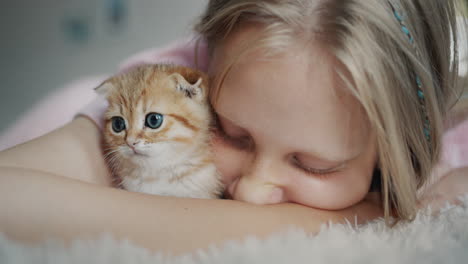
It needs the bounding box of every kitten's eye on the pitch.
[111,116,126,133]
[145,113,164,129]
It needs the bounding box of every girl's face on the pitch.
[209,26,377,210]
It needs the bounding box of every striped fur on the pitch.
[96,64,223,199]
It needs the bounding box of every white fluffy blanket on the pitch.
[1,196,468,264]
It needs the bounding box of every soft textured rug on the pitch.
[1,195,468,264]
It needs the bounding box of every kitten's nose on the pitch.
[126,138,140,152]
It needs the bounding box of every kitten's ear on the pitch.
[169,73,205,100]
[94,82,115,97]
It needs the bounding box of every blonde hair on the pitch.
[194,0,467,221]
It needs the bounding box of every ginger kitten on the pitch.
[95,64,222,199]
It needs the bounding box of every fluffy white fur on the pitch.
[2,195,468,264]
[121,153,221,199]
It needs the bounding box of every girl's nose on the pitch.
[231,156,287,204]
[232,180,285,204]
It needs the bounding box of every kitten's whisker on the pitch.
[104,154,114,162]
[101,145,118,153]
[107,156,121,172]
[102,149,116,155]
[105,153,123,180]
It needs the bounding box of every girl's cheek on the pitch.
[211,135,245,186]
[287,170,373,210]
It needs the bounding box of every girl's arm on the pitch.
[0,167,382,256]
[0,117,382,255]
[419,166,468,212]
[0,117,112,186]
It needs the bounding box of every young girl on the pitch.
[0,0,467,255]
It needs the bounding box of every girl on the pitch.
[0,0,467,255]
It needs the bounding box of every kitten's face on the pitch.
[98,65,211,166]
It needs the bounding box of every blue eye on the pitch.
[111,116,126,133]
[145,113,164,129]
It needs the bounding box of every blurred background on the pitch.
[0,0,205,134]
[0,1,466,138]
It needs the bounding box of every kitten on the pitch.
[95,64,223,199]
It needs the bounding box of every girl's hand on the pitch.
[418,167,468,212]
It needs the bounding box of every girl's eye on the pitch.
[111,116,126,133]
[291,155,337,177]
[145,113,164,129]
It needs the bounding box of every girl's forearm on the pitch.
[0,167,306,254]
[0,118,112,186]
[0,166,382,255]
